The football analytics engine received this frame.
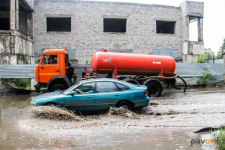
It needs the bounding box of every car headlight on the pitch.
[31,101,36,105]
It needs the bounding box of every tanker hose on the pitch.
[177,75,187,92]
[136,74,177,80]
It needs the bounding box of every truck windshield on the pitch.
[62,82,80,95]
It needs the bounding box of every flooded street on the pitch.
[0,87,225,149]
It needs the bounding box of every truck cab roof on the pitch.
[43,49,67,55]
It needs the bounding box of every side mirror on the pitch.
[65,54,69,66]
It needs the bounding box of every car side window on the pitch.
[75,82,95,94]
[115,83,130,91]
[96,82,117,93]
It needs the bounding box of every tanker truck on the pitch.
[34,48,186,97]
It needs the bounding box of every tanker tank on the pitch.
[91,52,176,76]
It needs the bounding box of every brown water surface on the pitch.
[0,88,224,149]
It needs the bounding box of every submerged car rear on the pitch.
[126,84,150,108]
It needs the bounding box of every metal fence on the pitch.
[0,65,35,78]
[206,59,223,63]
[175,63,225,85]
[0,63,224,85]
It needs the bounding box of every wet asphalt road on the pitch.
[0,87,225,149]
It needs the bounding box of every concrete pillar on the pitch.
[224,55,225,83]
[10,0,16,30]
[223,55,225,66]
[31,78,37,90]
[0,100,2,127]
[15,0,19,30]
[198,18,203,41]
[10,0,19,30]
[180,1,189,42]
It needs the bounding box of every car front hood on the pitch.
[33,91,62,101]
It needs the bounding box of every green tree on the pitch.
[204,48,215,59]
[216,38,225,59]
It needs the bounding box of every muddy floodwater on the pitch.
[0,87,225,149]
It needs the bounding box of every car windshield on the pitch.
[62,81,81,95]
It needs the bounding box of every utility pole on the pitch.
[223,49,225,83]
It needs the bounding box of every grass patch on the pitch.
[213,127,225,150]
[9,78,31,90]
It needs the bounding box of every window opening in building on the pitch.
[156,20,175,34]
[0,18,9,30]
[0,0,10,30]
[189,17,198,41]
[104,18,126,32]
[47,17,71,32]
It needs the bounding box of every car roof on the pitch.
[79,78,140,87]
[80,78,120,84]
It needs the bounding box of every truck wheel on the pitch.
[147,82,162,97]
[117,101,133,110]
[49,84,66,92]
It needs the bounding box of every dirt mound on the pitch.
[108,107,139,119]
[30,106,82,121]
[146,107,179,116]
[149,102,159,105]
[166,109,179,115]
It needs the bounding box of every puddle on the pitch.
[0,95,31,109]
[1,90,225,149]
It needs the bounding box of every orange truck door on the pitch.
[39,55,60,83]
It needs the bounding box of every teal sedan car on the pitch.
[30,78,150,111]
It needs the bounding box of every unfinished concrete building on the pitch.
[0,0,34,64]
[0,0,204,64]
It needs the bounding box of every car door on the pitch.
[65,82,95,111]
[94,81,122,110]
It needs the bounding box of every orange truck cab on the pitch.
[34,48,76,92]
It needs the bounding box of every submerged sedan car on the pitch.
[30,78,150,111]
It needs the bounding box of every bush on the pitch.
[214,127,225,150]
[197,71,212,86]
[196,54,206,63]
[8,78,31,90]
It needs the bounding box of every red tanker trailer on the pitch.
[87,50,186,97]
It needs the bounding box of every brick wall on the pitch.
[33,0,204,64]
